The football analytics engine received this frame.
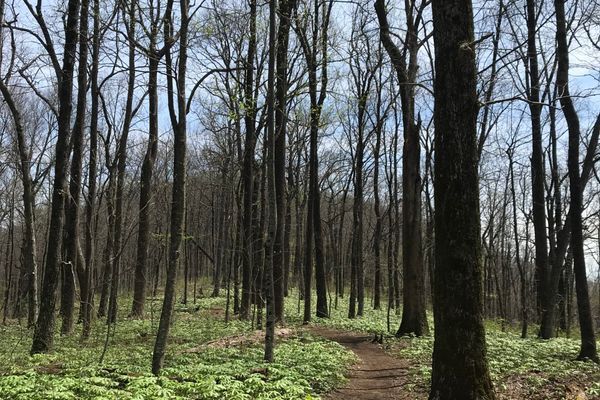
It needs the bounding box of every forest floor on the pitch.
[302,294,600,400]
[309,320,600,400]
[1,291,600,399]
[0,296,353,399]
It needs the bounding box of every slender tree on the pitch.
[82,0,101,339]
[131,0,176,318]
[273,0,297,324]
[60,0,90,334]
[295,0,333,321]
[240,0,258,320]
[263,0,277,362]
[31,0,80,355]
[152,0,189,373]
[375,0,429,336]
[525,0,551,338]
[107,0,137,325]
[0,0,39,328]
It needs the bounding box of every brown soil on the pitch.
[309,326,428,400]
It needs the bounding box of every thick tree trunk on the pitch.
[429,0,496,397]
[298,0,331,320]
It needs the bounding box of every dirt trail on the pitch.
[309,326,420,400]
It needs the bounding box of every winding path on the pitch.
[309,326,419,400]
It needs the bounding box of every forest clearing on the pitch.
[0,0,599,397]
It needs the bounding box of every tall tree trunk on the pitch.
[429,0,496,397]
[152,0,188,374]
[107,0,136,325]
[240,0,257,320]
[82,0,100,338]
[61,0,89,334]
[273,0,296,324]
[525,0,551,338]
[375,0,428,337]
[131,49,160,317]
[349,117,365,319]
[31,0,80,355]
[554,0,598,363]
[373,112,382,311]
[297,0,332,320]
[263,0,277,361]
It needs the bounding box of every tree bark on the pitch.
[373,103,382,311]
[349,102,365,319]
[429,0,496,397]
[296,0,333,320]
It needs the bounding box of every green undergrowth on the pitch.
[394,328,600,397]
[284,291,408,333]
[0,295,353,399]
